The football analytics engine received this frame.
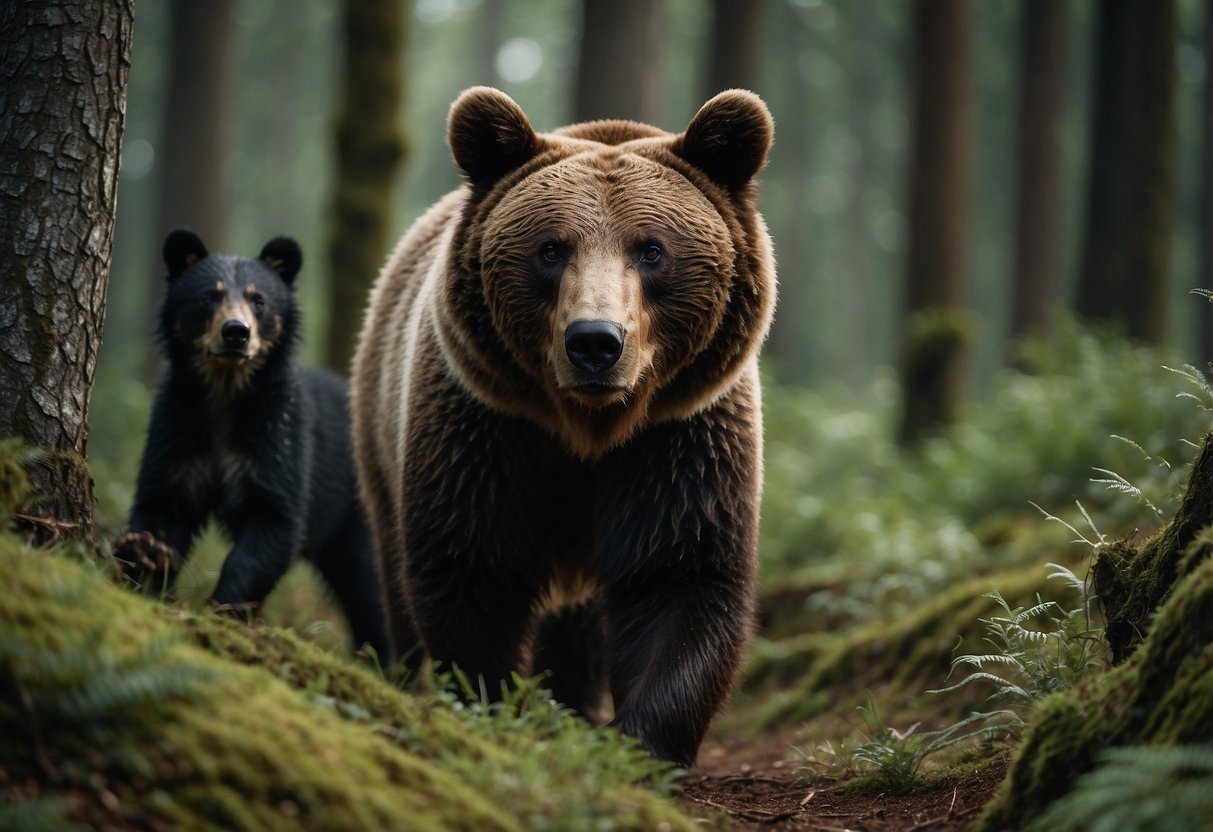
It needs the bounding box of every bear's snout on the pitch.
[221,319,251,351]
[564,319,624,375]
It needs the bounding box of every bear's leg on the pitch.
[596,408,760,766]
[407,552,544,695]
[531,601,608,722]
[312,513,394,661]
[603,577,751,766]
[210,519,300,613]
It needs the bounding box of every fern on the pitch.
[2,633,216,730]
[1028,745,1213,832]
[929,566,1103,731]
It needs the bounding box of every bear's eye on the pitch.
[197,291,221,310]
[641,244,664,264]
[539,242,562,264]
[250,294,265,315]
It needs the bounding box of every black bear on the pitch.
[116,229,389,658]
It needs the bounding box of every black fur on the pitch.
[118,229,389,657]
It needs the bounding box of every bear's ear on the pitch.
[259,236,303,285]
[163,227,208,279]
[674,90,773,193]
[447,86,541,188]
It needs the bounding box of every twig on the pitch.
[800,789,817,807]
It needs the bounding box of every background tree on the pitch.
[1199,0,1213,364]
[323,0,407,374]
[0,0,135,541]
[897,0,974,445]
[1008,0,1066,354]
[702,0,766,100]
[574,0,664,123]
[147,0,235,380]
[1075,0,1177,343]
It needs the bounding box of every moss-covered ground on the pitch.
[0,530,699,831]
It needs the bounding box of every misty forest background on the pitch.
[91,0,1213,614]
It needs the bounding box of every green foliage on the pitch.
[1027,745,1213,832]
[794,697,1003,793]
[929,563,1104,732]
[0,798,81,832]
[759,323,1200,629]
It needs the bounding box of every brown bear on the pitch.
[351,86,775,766]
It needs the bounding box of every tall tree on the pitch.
[147,0,234,378]
[324,0,407,375]
[0,0,135,541]
[702,0,766,100]
[574,0,664,123]
[1075,0,1177,343]
[1199,0,1213,364]
[1008,0,1066,352]
[897,0,974,445]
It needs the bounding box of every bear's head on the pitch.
[439,87,775,459]
[160,228,303,394]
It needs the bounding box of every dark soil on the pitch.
[681,734,1005,832]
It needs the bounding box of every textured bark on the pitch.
[0,0,135,541]
[702,0,766,100]
[146,0,234,380]
[324,0,407,375]
[1075,0,1177,343]
[897,0,973,445]
[1009,0,1065,350]
[574,0,664,124]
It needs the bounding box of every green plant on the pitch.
[929,563,1104,731]
[1027,745,1213,832]
[796,697,1006,792]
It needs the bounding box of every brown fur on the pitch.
[351,87,775,765]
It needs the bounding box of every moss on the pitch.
[1094,430,1213,661]
[0,532,697,831]
[976,438,1213,831]
[750,564,1062,727]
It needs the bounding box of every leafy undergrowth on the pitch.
[0,532,698,831]
[974,431,1213,831]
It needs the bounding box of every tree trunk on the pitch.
[1075,0,1177,343]
[574,0,664,124]
[146,0,234,380]
[702,0,766,100]
[1199,0,1213,365]
[324,0,407,375]
[897,0,973,445]
[1008,0,1065,353]
[0,0,135,542]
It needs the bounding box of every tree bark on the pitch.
[1075,0,1177,343]
[0,0,135,542]
[324,0,407,375]
[574,0,664,124]
[145,0,234,380]
[702,0,766,100]
[1009,0,1065,352]
[897,0,973,445]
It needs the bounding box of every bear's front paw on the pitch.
[114,531,181,591]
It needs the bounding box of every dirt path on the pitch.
[679,735,1005,831]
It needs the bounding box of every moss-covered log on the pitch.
[975,433,1213,831]
[1094,429,1213,662]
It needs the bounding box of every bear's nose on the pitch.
[221,320,251,349]
[565,319,624,374]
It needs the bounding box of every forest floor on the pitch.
[681,730,1004,831]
